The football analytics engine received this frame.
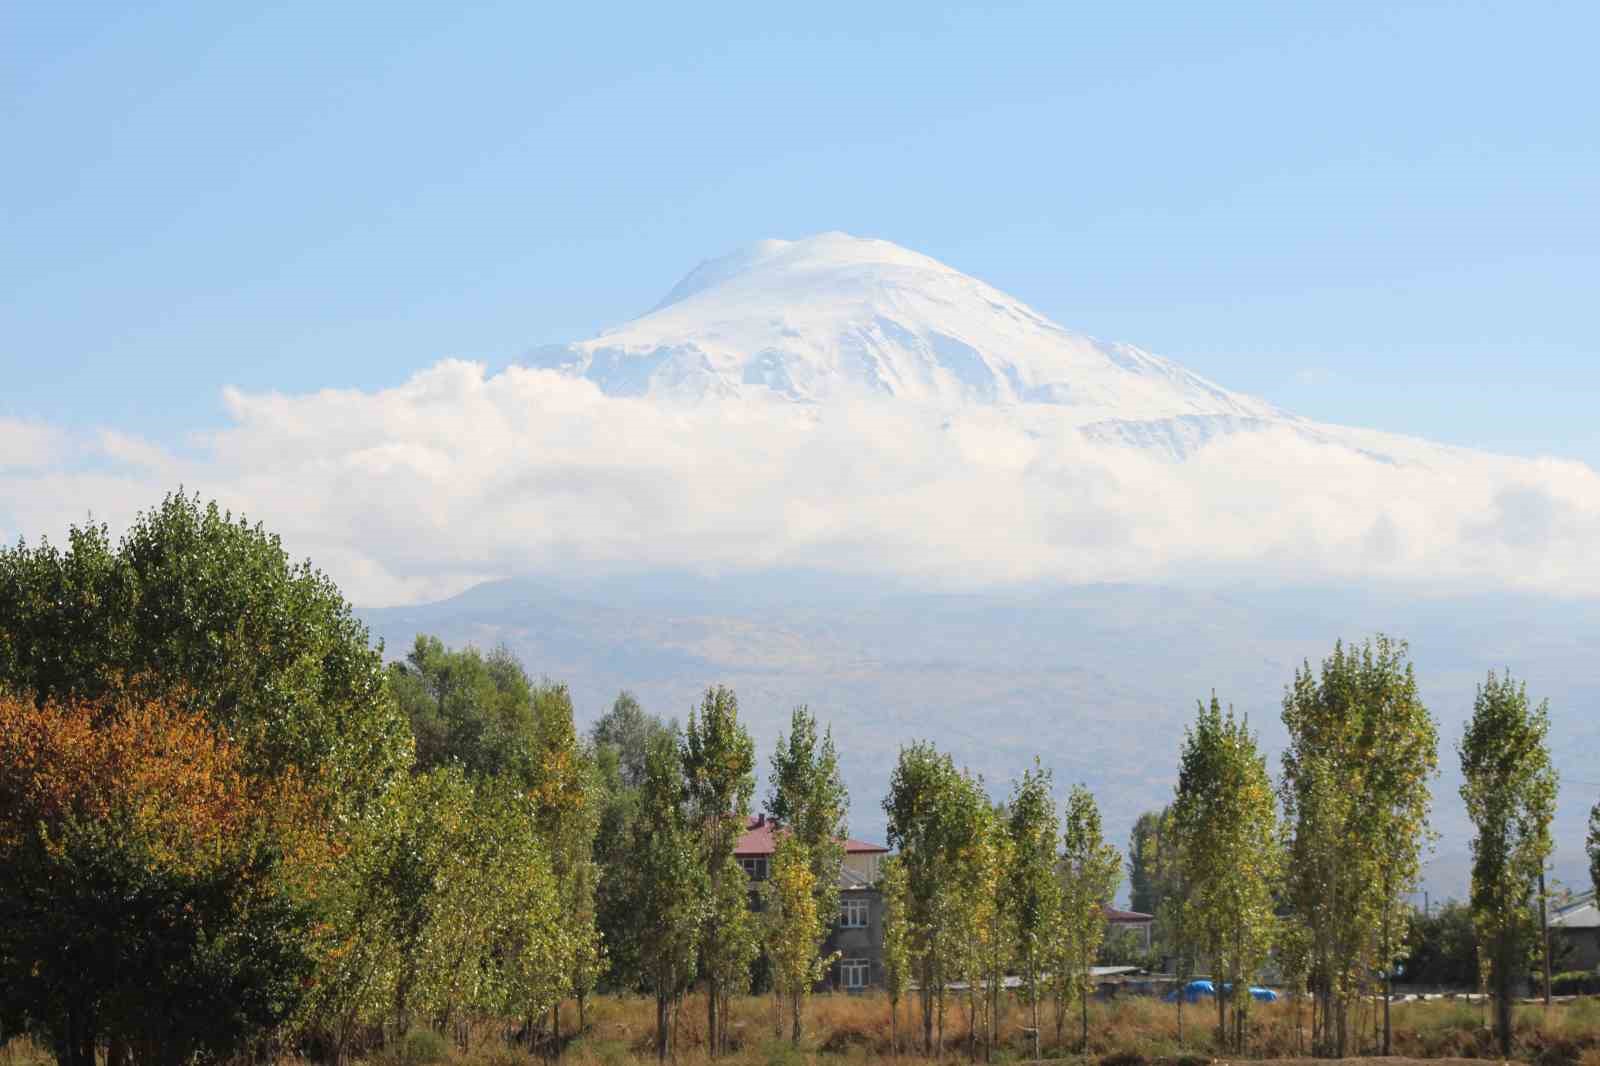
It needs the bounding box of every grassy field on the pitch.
[6,993,1600,1066]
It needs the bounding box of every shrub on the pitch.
[380,1028,451,1066]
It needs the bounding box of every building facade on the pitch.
[1552,892,1600,972]
[733,814,890,991]
[734,814,1153,992]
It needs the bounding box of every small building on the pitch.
[1551,891,1600,972]
[1103,904,1156,952]
[733,814,890,991]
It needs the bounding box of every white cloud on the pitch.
[0,417,67,471]
[4,360,1600,606]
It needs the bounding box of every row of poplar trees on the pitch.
[878,745,1122,1061]
[607,688,851,1061]
[1129,635,1562,1059]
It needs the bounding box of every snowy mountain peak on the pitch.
[526,233,1297,457]
[649,232,939,312]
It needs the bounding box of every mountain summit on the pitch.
[528,233,1300,456]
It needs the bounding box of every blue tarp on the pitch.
[1163,980,1278,1003]
[1165,980,1215,1002]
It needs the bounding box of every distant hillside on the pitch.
[361,574,1600,901]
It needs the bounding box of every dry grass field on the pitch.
[556,992,1600,1065]
[6,993,1600,1066]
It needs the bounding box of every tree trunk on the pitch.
[1216,977,1226,1054]
[1081,984,1090,1054]
[938,984,946,1057]
[1541,867,1553,1009]
[790,989,802,1046]
[1029,956,1041,1061]
[1176,980,1183,1047]
[922,958,935,1054]
[967,982,977,1062]
[1383,890,1392,1056]
[1081,948,1091,1053]
[673,991,684,1059]
[890,993,898,1057]
[656,993,670,1062]
[707,978,719,1059]
[1496,946,1514,1058]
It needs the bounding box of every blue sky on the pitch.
[4,0,1598,463]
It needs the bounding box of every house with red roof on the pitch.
[734,813,889,991]
[733,814,1153,991]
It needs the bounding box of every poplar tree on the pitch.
[1281,635,1436,1057]
[1127,806,1180,949]
[884,742,964,1055]
[950,789,1008,1062]
[1460,671,1558,1057]
[528,682,601,1042]
[1005,762,1061,1060]
[685,686,756,1056]
[764,835,834,1045]
[630,730,707,1061]
[767,706,849,951]
[1056,785,1121,1054]
[1172,695,1280,1054]
[881,855,914,1056]
[704,854,760,1054]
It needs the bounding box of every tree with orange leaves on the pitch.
[0,693,322,1066]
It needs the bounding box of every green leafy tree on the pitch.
[1400,900,1479,987]
[592,691,670,790]
[589,692,673,988]
[1054,785,1121,1053]
[1172,696,1280,1054]
[884,742,966,1055]
[956,796,1010,1063]
[299,767,564,1061]
[1460,671,1559,1056]
[1280,636,1437,1057]
[763,835,834,1045]
[880,855,914,1056]
[1127,805,1181,956]
[0,492,412,804]
[704,854,760,1053]
[387,636,538,778]
[684,685,756,1056]
[766,705,849,956]
[526,681,601,1039]
[1005,762,1062,1059]
[629,730,707,1061]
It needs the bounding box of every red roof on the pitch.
[1103,905,1154,923]
[733,814,889,857]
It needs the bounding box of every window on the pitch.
[739,856,769,881]
[840,958,870,990]
[839,897,869,928]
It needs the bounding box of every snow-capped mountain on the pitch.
[526,232,1378,461]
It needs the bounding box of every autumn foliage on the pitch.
[0,691,319,864]
[0,692,323,1066]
